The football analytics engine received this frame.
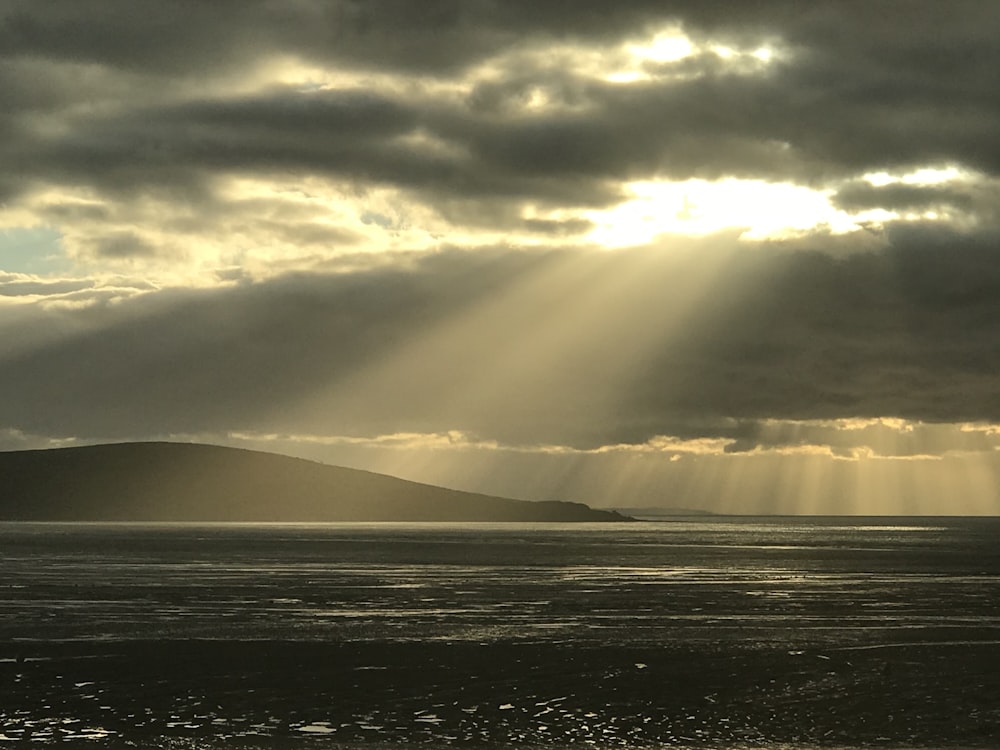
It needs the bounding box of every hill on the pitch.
[0,442,628,522]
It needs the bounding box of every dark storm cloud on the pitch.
[680,1,1000,178]
[0,0,666,75]
[4,0,1000,219]
[437,76,812,184]
[6,81,622,217]
[832,183,975,213]
[3,230,1000,446]
[717,417,1000,459]
[620,227,1000,443]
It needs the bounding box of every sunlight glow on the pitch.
[275,241,742,491]
[221,417,1000,463]
[211,417,1000,516]
[258,55,467,101]
[862,165,970,187]
[606,28,780,84]
[628,29,696,63]
[585,179,860,246]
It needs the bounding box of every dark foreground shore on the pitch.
[3,638,999,748]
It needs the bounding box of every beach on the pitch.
[2,519,999,747]
[4,638,1000,747]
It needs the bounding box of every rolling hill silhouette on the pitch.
[0,442,628,522]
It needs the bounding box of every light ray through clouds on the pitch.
[284,236,741,451]
[3,2,1000,514]
[207,416,1000,516]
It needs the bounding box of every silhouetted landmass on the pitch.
[0,442,629,522]
[609,506,716,519]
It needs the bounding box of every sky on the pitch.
[3,0,1000,514]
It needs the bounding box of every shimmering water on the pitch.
[2,517,999,747]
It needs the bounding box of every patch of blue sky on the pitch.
[0,227,72,275]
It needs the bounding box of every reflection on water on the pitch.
[1,517,1000,747]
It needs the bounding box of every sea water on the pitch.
[1,517,999,747]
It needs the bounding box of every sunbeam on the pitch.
[283,235,743,457]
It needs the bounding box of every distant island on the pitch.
[0,442,630,523]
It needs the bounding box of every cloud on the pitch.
[182,419,1000,515]
[0,248,549,438]
[220,414,1000,466]
[2,231,1000,447]
[0,1,672,77]
[833,183,975,213]
[4,0,1000,273]
[0,426,79,452]
[0,273,94,297]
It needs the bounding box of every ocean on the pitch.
[2,517,999,747]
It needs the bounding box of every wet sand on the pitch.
[3,637,1000,747]
[4,519,1000,747]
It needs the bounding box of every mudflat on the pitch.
[3,638,1000,747]
[3,519,1000,747]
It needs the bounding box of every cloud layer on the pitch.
[4,235,1000,446]
[4,1,1000,267]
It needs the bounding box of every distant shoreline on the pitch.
[0,442,629,523]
